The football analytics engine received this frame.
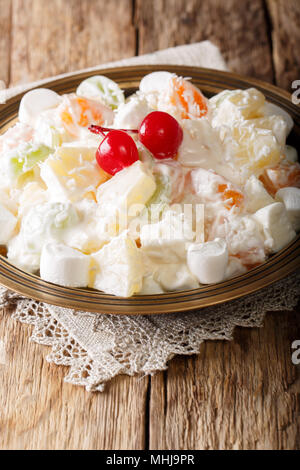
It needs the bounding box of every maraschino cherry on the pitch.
[139,111,183,160]
[89,111,183,175]
[89,126,139,176]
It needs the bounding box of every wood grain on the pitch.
[0,306,149,450]
[135,0,274,82]
[0,0,300,450]
[149,310,300,450]
[267,0,300,90]
[9,0,136,86]
[0,0,12,86]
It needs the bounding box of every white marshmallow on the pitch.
[19,88,62,127]
[40,243,90,287]
[114,97,151,130]
[275,187,300,231]
[187,238,228,284]
[253,202,296,253]
[0,203,17,244]
[139,71,173,94]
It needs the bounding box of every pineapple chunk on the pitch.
[56,143,98,162]
[96,160,156,219]
[247,115,287,147]
[226,88,265,119]
[244,175,274,213]
[210,88,265,127]
[90,235,144,297]
[231,122,281,174]
[40,145,108,203]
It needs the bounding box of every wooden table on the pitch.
[0,0,299,450]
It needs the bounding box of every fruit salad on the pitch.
[0,72,299,297]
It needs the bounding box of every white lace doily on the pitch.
[1,271,299,392]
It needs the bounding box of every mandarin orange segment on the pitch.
[218,184,227,193]
[91,109,103,124]
[170,77,207,119]
[76,96,103,127]
[78,114,89,127]
[217,184,244,209]
[259,162,300,196]
[61,96,105,133]
[61,110,73,125]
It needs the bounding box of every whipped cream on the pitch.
[0,72,298,296]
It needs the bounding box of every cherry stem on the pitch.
[89,124,139,137]
[89,125,106,137]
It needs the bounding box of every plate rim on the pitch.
[0,64,299,315]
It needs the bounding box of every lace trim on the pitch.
[1,271,299,392]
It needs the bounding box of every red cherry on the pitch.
[139,111,183,160]
[91,128,139,176]
[89,110,183,174]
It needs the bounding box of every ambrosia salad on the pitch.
[0,72,299,297]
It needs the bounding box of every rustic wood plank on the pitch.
[266,0,300,90]
[9,0,136,86]
[0,0,148,450]
[0,0,12,86]
[149,309,300,450]
[0,306,149,450]
[1,0,299,451]
[135,0,274,82]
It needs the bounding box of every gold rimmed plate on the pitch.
[0,65,299,314]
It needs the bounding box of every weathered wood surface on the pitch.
[0,0,12,87]
[150,310,300,450]
[136,0,274,83]
[267,0,300,90]
[9,0,136,86]
[0,306,149,450]
[0,0,299,450]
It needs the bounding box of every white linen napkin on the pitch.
[0,40,227,103]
